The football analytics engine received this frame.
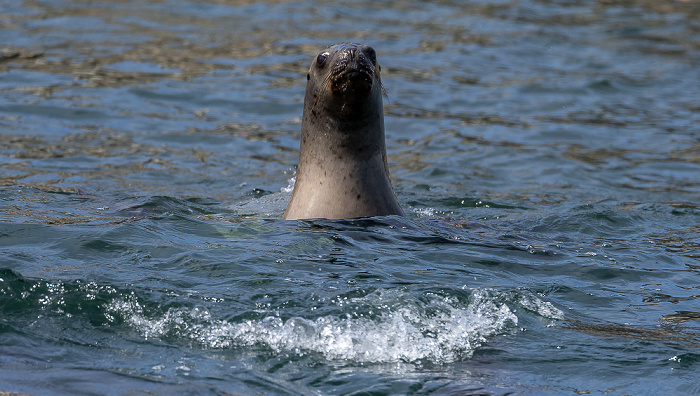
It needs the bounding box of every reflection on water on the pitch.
[1,0,700,394]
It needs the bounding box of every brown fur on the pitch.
[283,43,403,220]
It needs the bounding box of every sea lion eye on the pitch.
[365,47,377,65]
[316,52,329,68]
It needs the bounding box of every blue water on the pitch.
[1,0,699,394]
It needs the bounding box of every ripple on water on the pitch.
[0,268,562,365]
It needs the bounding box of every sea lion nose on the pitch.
[344,47,369,65]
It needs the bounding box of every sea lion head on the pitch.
[304,43,384,121]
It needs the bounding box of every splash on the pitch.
[280,176,296,193]
[413,207,436,217]
[105,288,561,364]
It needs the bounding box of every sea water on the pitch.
[1,0,699,394]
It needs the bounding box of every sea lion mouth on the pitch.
[331,68,374,94]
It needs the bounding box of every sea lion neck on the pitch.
[283,43,403,221]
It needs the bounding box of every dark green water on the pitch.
[1,0,699,394]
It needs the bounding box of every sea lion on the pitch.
[283,43,404,220]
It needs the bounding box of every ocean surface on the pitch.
[1,0,699,394]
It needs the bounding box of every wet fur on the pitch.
[283,43,403,220]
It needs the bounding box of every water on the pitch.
[1,0,699,394]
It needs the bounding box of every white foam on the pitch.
[280,176,296,193]
[105,288,561,364]
[413,207,436,217]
